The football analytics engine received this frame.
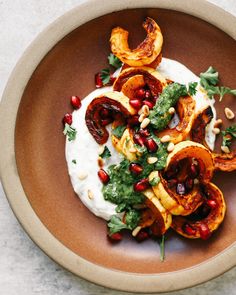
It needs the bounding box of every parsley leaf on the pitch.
[63,123,77,141]
[112,125,126,138]
[107,216,128,235]
[100,68,111,85]
[222,124,236,147]
[207,86,236,101]
[72,159,77,164]
[200,66,236,101]
[100,146,111,159]
[108,53,122,69]
[200,66,219,87]
[188,82,198,96]
[149,176,160,186]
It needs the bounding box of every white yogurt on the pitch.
[65,58,217,221]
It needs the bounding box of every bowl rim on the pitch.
[0,0,236,292]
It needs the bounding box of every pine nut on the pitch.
[194,179,199,185]
[214,119,222,128]
[167,142,175,152]
[78,172,88,180]
[221,145,230,154]
[161,135,171,143]
[138,113,145,123]
[129,147,137,153]
[168,107,175,114]
[142,105,150,116]
[224,107,235,120]
[212,127,220,135]
[140,118,150,129]
[147,157,158,164]
[132,226,142,237]
[88,189,94,199]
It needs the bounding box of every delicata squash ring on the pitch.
[85,91,136,144]
[152,141,214,216]
[157,95,196,144]
[110,17,163,67]
[113,66,166,96]
[142,189,172,236]
[171,183,226,239]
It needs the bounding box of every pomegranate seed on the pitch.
[199,223,211,240]
[136,230,149,242]
[99,108,111,119]
[98,169,110,184]
[136,88,146,99]
[143,100,154,109]
[95,73,103,88]
[100,118,113,126]
[129,163,143,175]
[183,223,196,236]
[167,179,178,188]
[129,99,142,110]
[185,177,194,192]
[128,115,139,126]
[145,90,151,99]
[70,95,81,109]
[63,113,72,125]
[109,232,122,241]
[134,178,150,192]
[189,163,199,179]
[139,128,150,137]
[145,138,158,153]
[207,199,217,209]
[176,183,186,195]
[133,133,146,146]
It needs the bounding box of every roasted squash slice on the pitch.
[142,189,172,236]
[171,182,226,239]
[166,141,214,183]
[85,92,136,144]
[110,17,163,67]
[191,106,213,147]
[157,96,196,144]
[113,66,166,96]
[213,152,236,172]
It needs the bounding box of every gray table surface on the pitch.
[0,0,236,294]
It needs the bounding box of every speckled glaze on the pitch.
[0,0,236,293]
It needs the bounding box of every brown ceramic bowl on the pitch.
[0,0,236,293]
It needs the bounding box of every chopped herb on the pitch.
[200,66,236,101]
[63,123,77,141]
[134,144,147,154]
[72,159,77,164]
[100,68,111,85]
[112,125,126,138]
[125,210,140,229]
[149,176,160,186]
[222,124,236,147]
[108,53,122,69]
[108,216,128,235]
[148,83,188,131]
[100,146,111,159]
[125,138,130,147]
[159,235,166,262]
[188,82,198,96]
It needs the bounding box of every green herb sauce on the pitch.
[148,82,188,131]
